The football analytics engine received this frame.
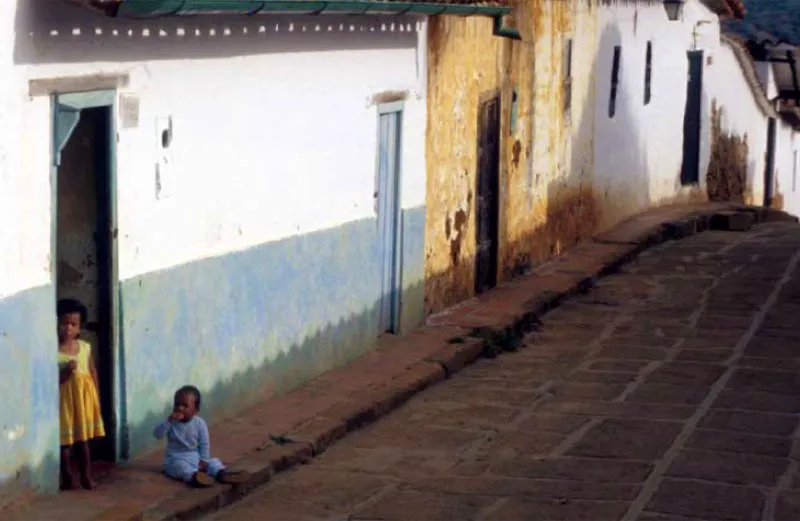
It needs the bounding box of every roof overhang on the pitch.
[65,0,511,18]
[702,0,745,20]
[749,40,800,105]
[778,102,800,128]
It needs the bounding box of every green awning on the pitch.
[68,0,519,38]
[93,0,511,18]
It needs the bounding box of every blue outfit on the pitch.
[152,416,225,482]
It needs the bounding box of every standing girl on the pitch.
[57,298,105,490]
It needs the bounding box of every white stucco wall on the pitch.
[705,40,770,205]
[3,1,427,297]
[756,61,779,100]
[592,0,721,214]
[789,133,800,216]
[776,122,800,215]
[590,0,799,213]
[0,1,48,300]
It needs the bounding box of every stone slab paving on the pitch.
[204,222,800,521]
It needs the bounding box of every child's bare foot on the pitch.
[192,471,214,488]
[80,476,97,491]
[216,470,250,485]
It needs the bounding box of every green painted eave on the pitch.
[112,0,512,18]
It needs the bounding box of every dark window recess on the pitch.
[609,45,621,118]
[644,41,653,105]
[563,38,573,118]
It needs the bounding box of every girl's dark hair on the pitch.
[175,385,202,410]
[57,298,88,325]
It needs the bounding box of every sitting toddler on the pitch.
[153,385,249,487]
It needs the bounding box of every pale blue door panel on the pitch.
[377,110,401,334]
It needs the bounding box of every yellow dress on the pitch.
[58,340,105,446]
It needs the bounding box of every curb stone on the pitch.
[93,205,797,521]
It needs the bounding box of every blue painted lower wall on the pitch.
[399,207,426,335]
[0,285,60,507]
[0,206,425,502]
[120,206,426,458]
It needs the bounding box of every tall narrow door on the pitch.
[764,117,777,207]
[475,97,501,294]
[680,50,704,185]
[376,109,402,334]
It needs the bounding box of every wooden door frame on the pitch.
[51,89,122,461]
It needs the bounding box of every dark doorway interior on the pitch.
[680,50,704,185]
[475,96,501,295]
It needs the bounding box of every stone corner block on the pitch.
[710,211,754,232]
[662,218,698,240]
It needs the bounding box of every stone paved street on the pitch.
[205,221,800,521]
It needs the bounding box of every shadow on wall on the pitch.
[583,22,652,229]
[499,22,651,284]
[14,0,416,65]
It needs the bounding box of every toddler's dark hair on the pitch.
[175,385,202,410]
[57,298,88,326]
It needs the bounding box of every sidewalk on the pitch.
[6,202,795,521]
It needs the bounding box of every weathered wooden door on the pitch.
[376,106,402,334]
[475,97,500,295]
[680,50,704,185]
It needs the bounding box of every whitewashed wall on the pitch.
[776,122,800,215]
[705,39,770,205]
[7,3,427,285]
[0,1,48,301]
[590,0,799,215]
[592,0,721,216]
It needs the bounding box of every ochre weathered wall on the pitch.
[424,0,734,316]
[424,14,507,313]
[424,1,600,314]
[502,0,600,283]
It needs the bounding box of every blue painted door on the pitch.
[376,109,402,334]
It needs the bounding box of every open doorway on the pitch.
[680,50,704,186]
[53,92,117,466]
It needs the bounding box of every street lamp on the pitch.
[663,0,684,21]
